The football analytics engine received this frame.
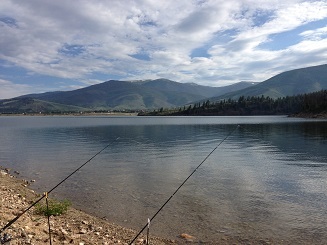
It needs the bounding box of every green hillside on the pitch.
[1,64,326,114]
[21,80,207,110]
[10,79,255,112]
[213,64,327,100]
[0,97,88,114]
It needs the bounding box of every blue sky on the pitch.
[0,0,327,99]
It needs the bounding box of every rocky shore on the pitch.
[0,167,176,245]
[3,166,317,245]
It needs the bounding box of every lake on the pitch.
[0,115,326,243]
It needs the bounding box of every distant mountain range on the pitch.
[210,64,327,101]
[0,80,256,113]
[0,64,326,113]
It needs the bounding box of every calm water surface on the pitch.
[0,116,326,243]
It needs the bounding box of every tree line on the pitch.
[140,90,327,116]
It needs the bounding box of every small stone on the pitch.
[25,239,32,244]
[0,170,8,176]
[179,233,196,242]
[79,228,87,234]
[61,228,69,235]
[137,238,144,243]
[82,220,88,225]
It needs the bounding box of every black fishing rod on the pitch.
[129,125,239,244]
[0,137,120,237]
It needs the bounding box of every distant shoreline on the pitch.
[1,112,327,119]
[0,112,138,116]
[289,112,327,119]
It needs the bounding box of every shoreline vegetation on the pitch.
[138,90,327,117]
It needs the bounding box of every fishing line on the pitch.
[129,125,239,244]
[0,137,120,235]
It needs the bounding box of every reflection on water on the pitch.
[0,116,326,243]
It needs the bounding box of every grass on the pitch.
[35,199,71,216]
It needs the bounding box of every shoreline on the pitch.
[1,112,327,118]
[0,112,139,117]
[289,112,327,119]
[1,166,290,245]
[0,167,176,245]
[1,165,324,244]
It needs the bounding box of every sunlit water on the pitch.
[0,116,326,243]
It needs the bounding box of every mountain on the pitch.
[2,63,325,114]
[19,80,208,110]
[211,64,327,101]
[138,79,257,97]
[0,97,88,114]
[0,79,256,113]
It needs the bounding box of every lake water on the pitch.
[0,116,327,243]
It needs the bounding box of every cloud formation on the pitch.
[0,0,327,98]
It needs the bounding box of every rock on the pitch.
[61,228,69,235]
[0,170,8,176]
[137,238,145,243]
[21,230,27,238]
[25,238,32,244]
[179,233,196,242]
[79,228,87,234]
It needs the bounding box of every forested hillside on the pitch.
[141,90,327,117]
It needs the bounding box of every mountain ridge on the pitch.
[3,79,256,112]
[209,64,327,101]
[1,64,326,113]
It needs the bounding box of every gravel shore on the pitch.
[0,167,176,245]
[3,166,318,245]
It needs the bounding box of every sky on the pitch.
[0,0,327,99]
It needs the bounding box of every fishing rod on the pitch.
[0,137,120,237]
[129,125,239,244]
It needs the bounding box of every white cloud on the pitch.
[0,0,327,98]
[0,79,33,99]
[301,26,327,40]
